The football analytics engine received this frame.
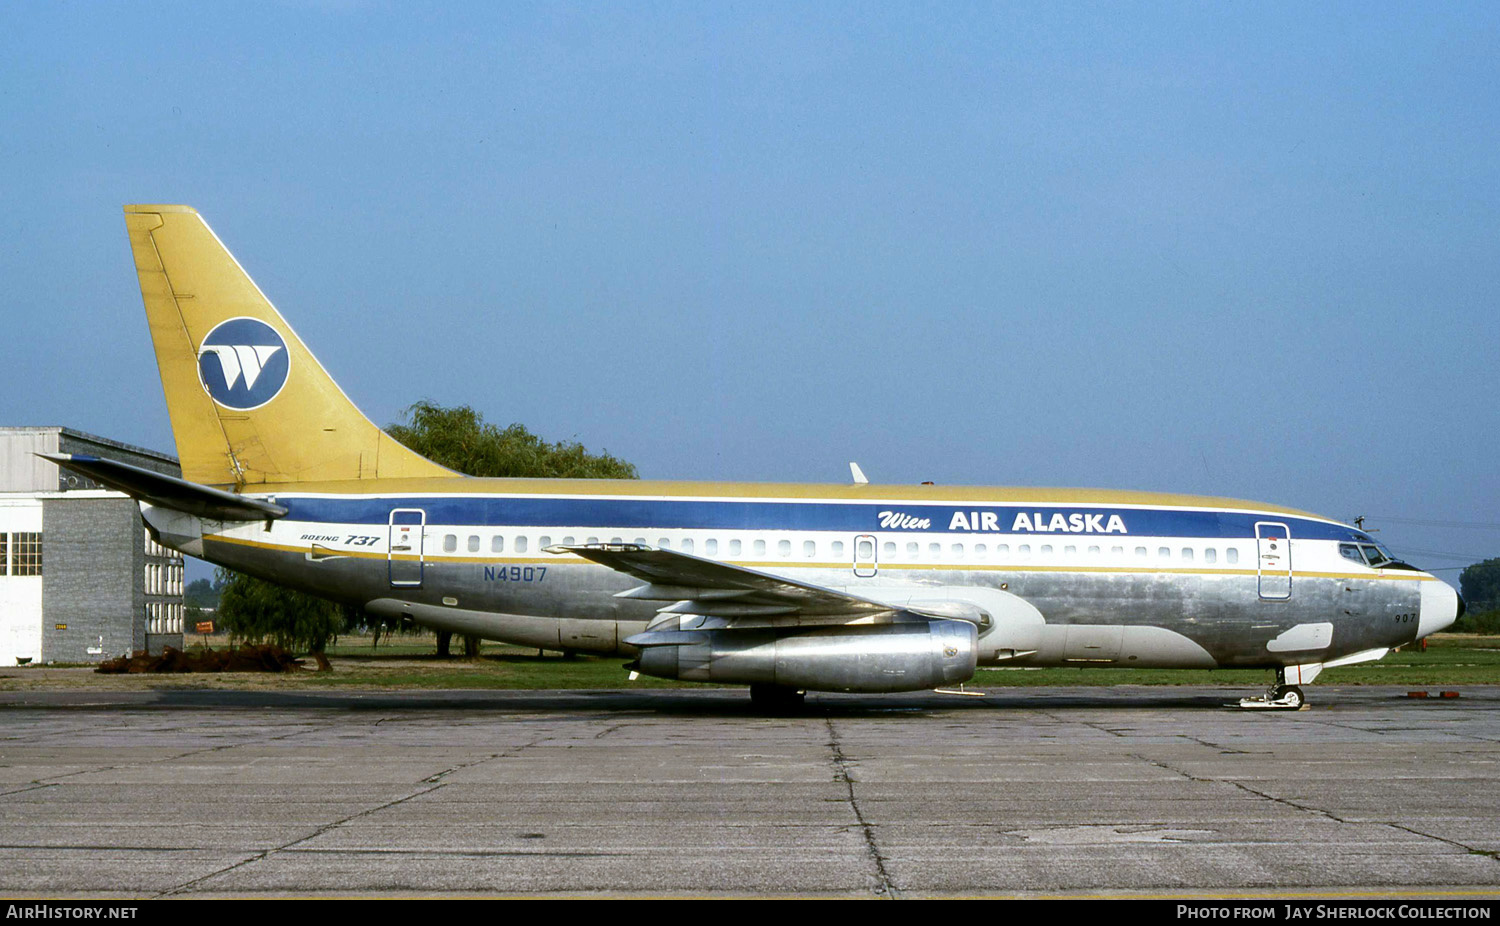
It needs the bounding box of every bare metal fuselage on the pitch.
[143,483,1449,678]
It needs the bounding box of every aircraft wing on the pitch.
[545,543,895,622]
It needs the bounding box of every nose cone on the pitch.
[1418,579,1462,638]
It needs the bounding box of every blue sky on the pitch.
[2,2,1497,579]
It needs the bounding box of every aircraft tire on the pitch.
[1276,685,1305,708]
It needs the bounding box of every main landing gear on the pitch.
[1237,667,1310,710]
[749,683,806,713]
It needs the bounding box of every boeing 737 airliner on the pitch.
[49,205,1464,709]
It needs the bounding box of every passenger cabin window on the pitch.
[777,540,791,557]
[1181,548,1194,562]
[831,541,844,557]
[443,534,457,553]
[882,542,895,557]
[754,540,767,557]
[803,540,816,558]
[1204,548,1217,563]
[857,538,874,560]
[730,539,743,556]
[705,539,718,556]
[1225,547,1238,564]
[515,536,528,553]
[907,542,919,556]
[682,539,694,554]
[491,536,505,553]
[538,536,551,548]
[468,535,480,553]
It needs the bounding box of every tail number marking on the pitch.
[484,566,547,583]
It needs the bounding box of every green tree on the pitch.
[1460,559,1500,612]
[183,576,222,610]
[215,568,347,670]
[385,401,638,479]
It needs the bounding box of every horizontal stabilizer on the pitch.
[40,454,287,521]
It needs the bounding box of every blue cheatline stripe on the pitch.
[275,496,1368,542]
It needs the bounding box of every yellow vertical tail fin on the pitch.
[124,205,457,487]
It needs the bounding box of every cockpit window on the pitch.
[1339,544,1366,565]
[1360,544,1393,568]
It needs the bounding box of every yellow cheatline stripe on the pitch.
[206,535,1435,581]
[245,476,1337,519]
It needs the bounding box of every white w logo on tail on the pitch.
[200,344,284,391]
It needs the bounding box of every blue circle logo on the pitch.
[196,317,290,410]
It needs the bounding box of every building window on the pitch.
[11,533,41,576]
[0,534,7,576]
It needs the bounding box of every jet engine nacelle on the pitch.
[633,619,978,693]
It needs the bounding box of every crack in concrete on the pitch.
[1148,753,1500,866]
[154,731,544,897]
[1133,753,1214,783]
[824,716,898,899]
[1385,822,1500,865]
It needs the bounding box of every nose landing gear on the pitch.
[1236,668,1311,710]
